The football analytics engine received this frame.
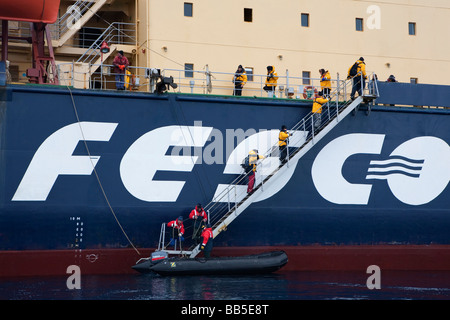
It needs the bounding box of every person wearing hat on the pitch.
[387,75,397,82]
[189,203,208,243]
[263,66,278,96]
[113,50,129,90]
[278,125,291,164]
[347,57,367,100]
[232,65,247,96]
[247,149,265,194]
[312,91,329,130]
[319,69,331,98]
[167,216,185,246]
[199,223,213,258]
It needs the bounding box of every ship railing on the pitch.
[198,73,379,242]
[161,67,349,101]
[56,61,360,101]
[76,22,137,64]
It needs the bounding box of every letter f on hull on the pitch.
[12,122,118,201]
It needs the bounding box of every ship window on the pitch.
[301,13,309,27]
[410,77,418,84]
[409,22,416,35]
[244,8,253,22]
[302,71,311,85]
[356,18,364,31]
[245,67,253,81]
[185,63,194,78]
[184,2,193,17]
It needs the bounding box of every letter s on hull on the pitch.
[12,122,118,201]
[120,125,213,202]
[311,133,385,205]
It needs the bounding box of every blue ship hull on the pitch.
[0,83,449,276]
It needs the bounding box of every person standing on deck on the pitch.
[347,57,367,100]
[263,66,278,96]
[233,65,247,96]
[113,50,129,90]
[167,216,185,246]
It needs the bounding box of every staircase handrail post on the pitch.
[336,72,340,113]
[286,138,290,167]
[234,185,237,212]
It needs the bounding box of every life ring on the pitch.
[302,86,318,100]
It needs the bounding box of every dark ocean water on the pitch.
[1,271,449,301]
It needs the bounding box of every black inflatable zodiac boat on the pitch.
[132,251,288,276]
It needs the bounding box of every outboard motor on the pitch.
[132,251,169,274]
[151,251,168,263]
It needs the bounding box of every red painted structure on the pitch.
[1,245,449,277]
[0,0,60,24]
[0,0,60,84]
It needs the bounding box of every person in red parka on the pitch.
[199,224,213,258]
[189,203,207,221]
[113,50,129,90]
[189,203,208,244]
[167,216,184,246]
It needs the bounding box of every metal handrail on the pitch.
[77,22,137,64]
[200,73,379,236]
[57,61,357,99]
[51,0,98,39]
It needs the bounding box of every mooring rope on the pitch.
[67,86,141,255]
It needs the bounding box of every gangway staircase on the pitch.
[157,74,379,259]
[53,0,109,47]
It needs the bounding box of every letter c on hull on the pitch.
[311,133,385,205]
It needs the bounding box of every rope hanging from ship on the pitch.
[67,86,141,256]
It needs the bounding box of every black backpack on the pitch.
[349,62,359,77]
[241,156,253,173]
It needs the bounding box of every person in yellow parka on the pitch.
[319,69,331,98]
[347,57,367,100]
[278,125,291,164]
[263,66,278,95]
[312,91,329,130]
[233,65,247,96]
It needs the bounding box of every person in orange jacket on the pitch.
[199,224,213,258]
[167,216,185,246]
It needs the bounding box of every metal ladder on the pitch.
[156,74,379,258]
[187,74,379,258]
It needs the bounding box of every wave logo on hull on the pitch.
[312,134,450,206]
